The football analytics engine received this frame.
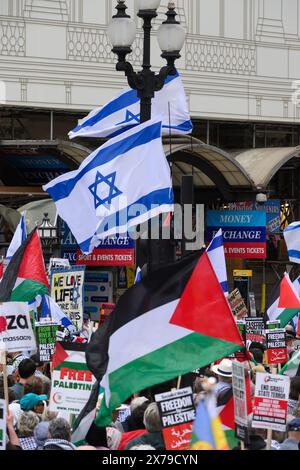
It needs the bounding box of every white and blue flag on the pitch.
[41,294,76,333]
[69,71,193,140]
[284,221,300,264]
[206,229,228,296]
[44,119,174,254]
[6,212,27,260]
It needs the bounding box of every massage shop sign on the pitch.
[155,387,196,451]
[49,342,96,416]
[50,266,85,331]
[252,372,290,432]
[207,211,266,259]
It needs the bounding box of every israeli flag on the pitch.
[69,71,193,140]
[44,119,174,254]
[284,222,300,263]
[6,212,27,260]
[41,294,76,333]
[206,229,228,296]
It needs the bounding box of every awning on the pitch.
[234,146,300,190]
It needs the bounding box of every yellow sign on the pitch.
[233,270,253,278]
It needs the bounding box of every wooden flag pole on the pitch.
[0,341,9,411]
[176,376,182,390]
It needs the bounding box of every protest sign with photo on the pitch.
[0,399,6,450]
[0,302,36,353]
[266,329,288,365]
[228,289,248,319]
[252,372,290,432]
[232,361,248,442]
[36,322,60,363]
[155,387,196,451]
[50,266,85,331]
[245,317,265,343]
[49,342,96,416]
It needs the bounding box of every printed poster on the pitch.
[0,302,36,353]
[232,361,248,442]
[51,266,85,331]
[252,372,290,432]
[36,322,60,363]
[266,329,288,365]
[49,342,96,416]
[155,387,196,451]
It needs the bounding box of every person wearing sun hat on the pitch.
[211,358,233,398]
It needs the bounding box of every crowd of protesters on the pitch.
[0,324,300,451]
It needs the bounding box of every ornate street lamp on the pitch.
[38,213,59,261]
[107,0,185,123]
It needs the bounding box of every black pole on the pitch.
[138,12,156,123]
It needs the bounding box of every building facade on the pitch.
[0,0,300,122]
[1,1,300,303]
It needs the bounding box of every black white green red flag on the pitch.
[0,229,49,302]
[88,250,245,428]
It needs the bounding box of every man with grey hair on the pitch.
[125,402,165,450]
[43,418,76,450]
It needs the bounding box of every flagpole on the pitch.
[266,365,278,450]
[0,341,9,411]
[261,259,266,314]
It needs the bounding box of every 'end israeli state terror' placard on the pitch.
[207,211,266,259]
[155,387,195,451]
[49,342,96,416]
[252,372,290,432]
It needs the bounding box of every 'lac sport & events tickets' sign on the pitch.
[207,210,266,259]
[60,221,135,266]
[155,387,196,451]
[50,266,85,331]
[0,302,36,353]
[49,342,96,416]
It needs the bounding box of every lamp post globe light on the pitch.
[108,0,186,123]
[108,1,185,273]
[38,212,59,263]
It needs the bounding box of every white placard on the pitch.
[232,361,248,429]
[0,302,36,353]
[252,372,290,432]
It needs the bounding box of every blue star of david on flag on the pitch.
[116,109,140,126]
[89,171,122,210]
[72,285,81,303]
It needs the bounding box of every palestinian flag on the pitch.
[0,229,49,302]
[89,250,245,428]
[279,349,300,377]
[266,274,300,328]
[217,390,238,449]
